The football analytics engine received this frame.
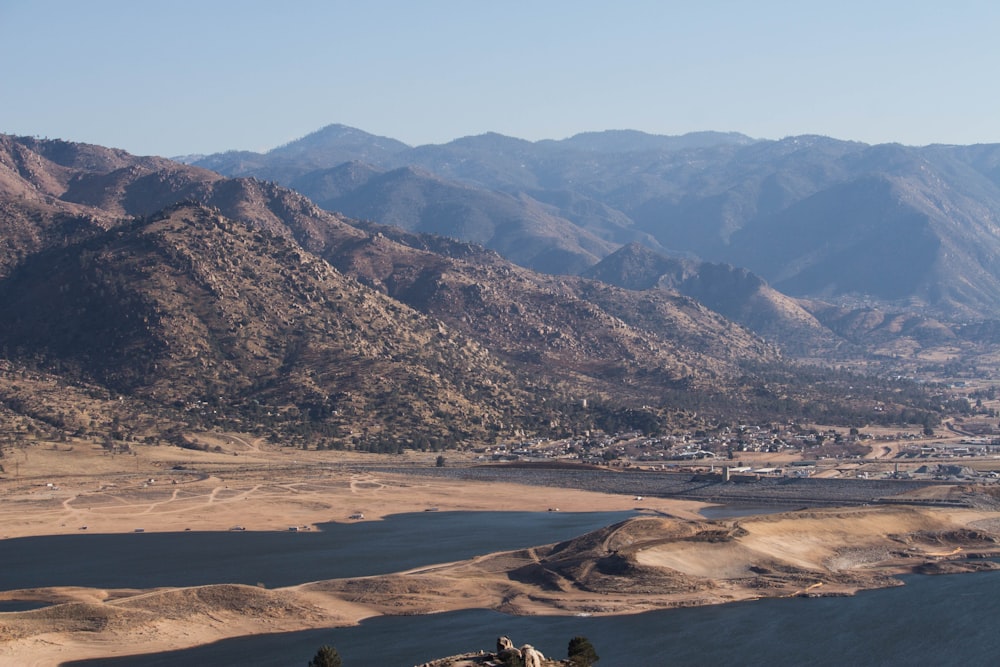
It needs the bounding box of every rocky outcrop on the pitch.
[414,636,567,666]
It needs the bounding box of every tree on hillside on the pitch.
[308,644,342,667]
[567,635,599,666]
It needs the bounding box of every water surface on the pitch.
[13,508,999,666]
[0,511,634,590]
[71,568,1000,667]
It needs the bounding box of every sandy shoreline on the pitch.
[0,445,707,665]
[0,469,710,540]
[0,443,710,540]
[3,443,1000,666]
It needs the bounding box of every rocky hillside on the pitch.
[190,126,1000,320]
[583,242,834,353]
[0,203,550,444]
[0,135,800,447]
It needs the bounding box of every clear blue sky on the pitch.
[2,0,998,157]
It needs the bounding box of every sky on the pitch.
[2,0,999,157]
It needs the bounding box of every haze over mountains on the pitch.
[188,124,1000,321]
[0,125,986,449]
[0,133,794,448]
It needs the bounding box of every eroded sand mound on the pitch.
[309,506,1000,619]
[5,506,1000,665]
[0,584,323,645]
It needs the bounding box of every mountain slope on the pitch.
[294,163,616,274]
[0,135,797,446]
[326,229,775,397]
[0,203,544,445]
[583,243,833,353]
[189,124,410,183]
[190,125,1000,319]
[541,129,757,153]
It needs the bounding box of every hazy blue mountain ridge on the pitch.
[190,125,1000,319]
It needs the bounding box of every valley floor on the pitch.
[1,440,999,666]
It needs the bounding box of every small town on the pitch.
[474,418,1000,484]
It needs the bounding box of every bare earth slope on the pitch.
[310,506,1000,618]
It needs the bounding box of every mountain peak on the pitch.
[270,124,410,154]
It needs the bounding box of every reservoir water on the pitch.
[5,510,998,666]
[68,569,1000,667]
[0,511,635,590]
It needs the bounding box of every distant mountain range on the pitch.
[0,128,976,451]
[186,125,1000,320]
[2,133,812,447]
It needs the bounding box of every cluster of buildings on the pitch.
[475,424,853,465]
[470,422,1000,483]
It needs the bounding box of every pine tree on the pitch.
[568,635,599,666]
[308,644,342,667]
